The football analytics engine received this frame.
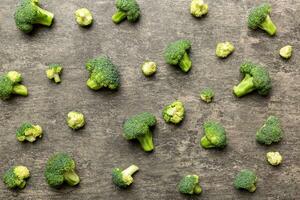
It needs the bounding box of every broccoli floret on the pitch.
[216,42,235,58]
[46,64,63,83]
[45,153,80,187]
[162,101,185,124]
[112,0,140,24]
[256,116,283,145]
[233,61,272,97]
[16,122,43,142]
[0,71,28,100]
[234,169,257,192]
[279,45,293,59]
[266,152,283,166]
[164,40,192,73]
[112,165,139,188]
[86,56,120,90]
[190,0,208,18]
[75,8,93,26]
[200,121,227,149]
[14,0,54,33]
[3,166,30,189]
[67,111,85,130]
[200,88,214,103]
[141,61,157,77]
[178,175,202,195]
[248,3,276,36]
[123,112,156,152]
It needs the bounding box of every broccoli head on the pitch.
[162,100,185,124]
[164,40,192,72]
[266,152,283,166]
[256,116,283,145]
[75,8,93,27]
[178,175,202,195]
[3,166,30,189]
[200,121,227,149]
[16,122,43,142]
[86,56,120,90]
[216,42,235,58]
[248,3,276,36]
[112,164,139,188]
[190,0,208,18]
[123,112,156,152]
[14,0,54,33]
[234,169,257,192]
[112,0,140,24]
[0,71,28,100]
[67,111,85,130]
[279,45,293,59]
[200,88,214,103]
[46,64,63,83]
[141,61,157,77]
[45,153,80,187]
[233,61,272,97]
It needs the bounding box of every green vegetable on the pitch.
[46,64,63,83]
[123,112,156,152]
[234,169,257,192]
[16,122,43,142]
[200,121,227,149]
[190,0,208,18]
[75,8,93,26]
[86,56,120,90]
[256,116,283,145]
[216,42,235,58]
[3,166,30,189]
[162,100,185,124]
[141,61,157,76]
[14,0,54,33]
[164,40,192,72]
[0,71,28,100]
[112,0,140,24]
[112,165,139,188]
[233,61,271,97]
[248,3,276,36]
[266,152,283,166]
[200,88,214,103]
[279,45,293,59]
[45,153,80,187]
[67,111,85,130]
[178,175,202,195]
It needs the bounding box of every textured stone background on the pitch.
[0,0,299,199]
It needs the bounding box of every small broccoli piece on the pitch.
[200,121,227,149]
[162,101,185,124]
[233,61,272,97]
[216,42,235,58]
[14,0,54,33]
[0,71,28,100]
[16,122,43,142]
[256,116,283,145]
[123,112,156,152]
[141,61,157,77]
[266,152,283,166]
[164,40,192,72]
[3,166,30,189]
[200,88,214,103]
[112,0,140,24]
[234,169,257,192]
[279,45,293,59]
[178,175,202,195]
[46,64,63,83]
[190,0,208,18]
[67,111,85,130]
[248,3,276,36]
[112,165,139,188]
[45,153,80,187]
[75,8,93,26]
[86,56,120,90]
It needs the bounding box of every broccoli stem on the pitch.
[137,130,154,152]
[248,184,256,192]
[112,11,127,24]
[179,52,192,72]
[200,136,214,148]
[194,185,202,194]
[19,180,26,189]
[63,170,80,186]
[87,78,101,90]
[233,74,255,97]
[259,15,276,36]
[122,165,139,177]
[12,84,28,96]
[33,7,54,26]
[53,74,61,83]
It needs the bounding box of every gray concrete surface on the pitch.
[0,0,300,199]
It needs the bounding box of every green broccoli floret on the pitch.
[200,121,227,149]
[248,3,276,36]
[14,0,54,33]
[141,61,157,77]
[44,153,80,187]
[112,0,140,24]
[0,71,28,100]
[3,166,30,189]
[75,8,93,26]
[67,111,85,130]
[266,152,283,166]
[256,116,283,145]
[190,0,208,18]
[86,56,120,90]
[178,175,202,195]
[164,40,192,72]
[112,164,139,188]
[234,169,257,192]
[46,64,63,83]
[279,45,293,59]
[216,42,235,58]
[233,61,272,97]
[16,122,43,142]
[162,101,185,124]
[123,112,156,152]
[200,88,214,103]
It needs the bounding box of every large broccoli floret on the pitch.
[86,56,120,90]
[164,40,192,72]
[123,112,156,152]
[14,0,54,33]
[248,3,276,36]
[200,121,227,149]
[46,64,63,83]
[233,61,272,97]
[112,164,139,188]
[234,169,257,192]
[178,175,202,195]
[44,153,80,187]
[0,71,28,100]
[16,122,43,142]
[162,100,185,124]
[256,116,283,145]
[112,0,140,24]
[3,166,30,189]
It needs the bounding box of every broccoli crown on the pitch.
[67,111,85,130]
[141,61,157,76]
[266,152,283,166]
[215,42,235,58]
[75,8,93,26]
[44,153,80,187]
[256,116,283,145]
[114,0,140,22]
[46,64,63,83]
[162,101,185,124]
[234,169,257,192]
[16,122,43,142]
[14,0,54,33]
[200,121,227,149]
[3,166,30,189]
[200,88,214,103]
[178,175,202,195]
[112,165,139,188]
[190,0,208,18]
[86,56,120,90]
[0,71,28,100]
[279,45,293,59]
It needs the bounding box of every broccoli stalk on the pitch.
[179,52,192,72]
[12,84,28,96]
[112,165,139,188]
[136,129,153,151]
[233,74,254,97]
[63,170,80,186]
[259,15,276,36]
[112,11,127,24]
